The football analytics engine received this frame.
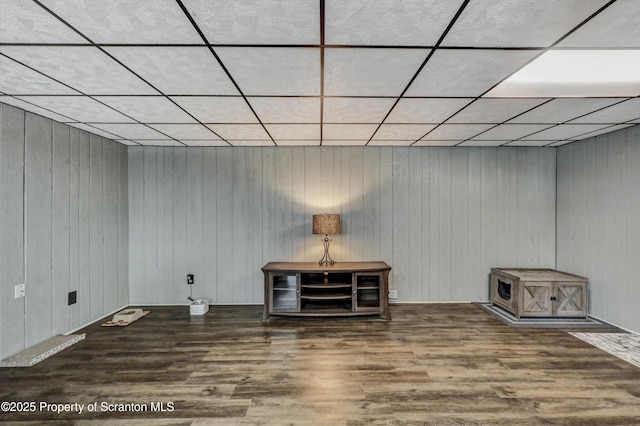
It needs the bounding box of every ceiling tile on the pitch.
[207,124,271,141]
[104,47,238,96]
[323,124,378,140]
[522,124,611,140]
[574,124,635,140]
[0,0,87,43]
[91,124,171,140]
[503,140,556,147]
[457,140,506,147]
[546,141,574,147]
[216,47,320,96]
[172,96,257,123]
[148,124,220,140]
[325,48,428,96]
[181,140,229,147]
[321,140,368,146]
[15,96,133,122]
[275,140,320,146]
[443,0,609,47]
[569,99,640,124]
[323,97,396,123]
[420,124,494,140]
[133,139,185,146]
[266,124,320,140]
[112,140,139,146]
[406,49,539,97]
[249,97,320,123]
[95,96,195,123]
[386,98,473,123]
[447,98,549,123]
[184,0,319,45]
[472,124,553,140]
[68,123,122,140]
[372,124,436,141]
[1,96,76,122]
[412,140,458,147]
[0,54,78,95]
[509,98,625,123]
[557,0,640,48]
[229,140,275,147]
[40,0,202,43]
[368,140,415,146]
[325,0,463,45]
[0,46,156,95]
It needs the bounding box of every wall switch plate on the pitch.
[68,291,77,305]
[388,289,398,299]
[15,284,26,299]
[187,274,194,285]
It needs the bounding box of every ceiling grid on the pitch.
[0,0,637,147]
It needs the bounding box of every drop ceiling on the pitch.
[0,0,638,147]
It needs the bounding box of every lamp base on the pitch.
[318,235,336,266]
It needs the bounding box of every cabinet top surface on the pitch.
[263,261,391,273]
[492,268,587,282]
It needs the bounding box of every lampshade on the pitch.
[312,214,341,235]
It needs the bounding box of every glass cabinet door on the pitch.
[354,273,382,312]
[271,273,299,312]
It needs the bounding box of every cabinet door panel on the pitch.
[521,283,552,316]
[271,273,299,312]
[555,282,586,317]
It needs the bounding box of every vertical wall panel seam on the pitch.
[49,120,54,338]
[21,110,27,349]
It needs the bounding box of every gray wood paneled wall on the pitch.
[557,125,640,333]
[128,146,556,305]
[0,103,128,360]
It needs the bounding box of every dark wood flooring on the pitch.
[1,304,640,425]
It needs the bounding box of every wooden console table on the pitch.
[262,261,391,321]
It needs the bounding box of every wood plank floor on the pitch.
[1,303,639,425]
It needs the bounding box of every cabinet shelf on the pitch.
[301,294,352,300]
[301,283,351,289]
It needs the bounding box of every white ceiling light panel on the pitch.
[95,96,195,123]
[509,98,625,123]
[104,47,238,96]
[184,0,320,45]
[0,46,156,95]
[557,0,640,48]
[0,0,87,43]
[249,97,320,123]
[406,49,539,97]
[323,97,396,123]
[442,0,609,47]
[419,124,494,140]
[172,96,258,124]
[16,96,134,123]
[325,0,463,46]
[40,0,202,44]
[447,98,549,123]
[386,98,473,123]
[487,50,640,97]
[324,48,428,96]
[216,47,320,96]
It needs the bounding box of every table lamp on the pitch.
[312,214,341,266]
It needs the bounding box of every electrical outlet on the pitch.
[388,289,398,299]
[187,274,194,285]
[15,284,25,299]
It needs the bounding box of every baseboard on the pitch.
[64,304,128,336]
